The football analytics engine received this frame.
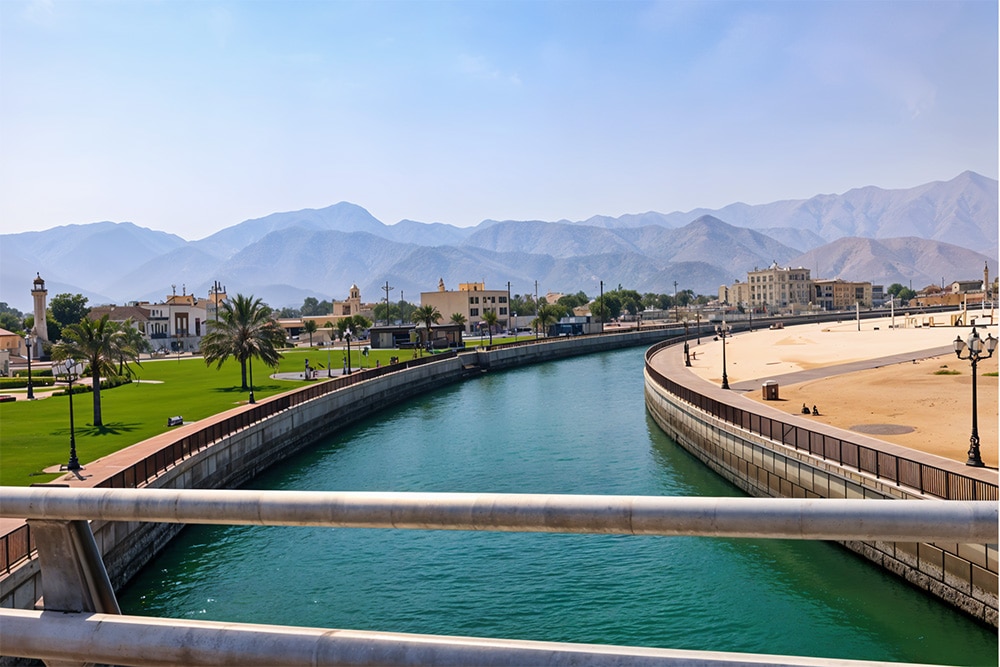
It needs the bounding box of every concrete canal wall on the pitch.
[2,328,680,616]
[643,343,998,626]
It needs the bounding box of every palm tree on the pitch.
[450,313,467,329]
[533,303,560,337]
[52,314,138,427]
[481,309,499,346]
[115,318,148,378]
[411,305,442,347]
[302,319,318,347]
[202,294,286,392]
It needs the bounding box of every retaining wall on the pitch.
[3,328,680,615]
[643,344,998,626]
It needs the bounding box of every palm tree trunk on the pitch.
[240,358,248,391]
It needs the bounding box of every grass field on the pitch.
[0,345,438,486]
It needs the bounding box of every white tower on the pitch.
[31,273,49,356]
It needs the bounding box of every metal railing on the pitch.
[644,339,998,501]
[1,487,995,667]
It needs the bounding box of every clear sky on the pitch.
[1,0,996,241]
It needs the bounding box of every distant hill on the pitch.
[790,237,993,289]
[1,172,996,312]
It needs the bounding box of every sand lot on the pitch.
[684,315,998,468]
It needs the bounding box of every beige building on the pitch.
[719,280,750,306]
[143,285,227,353]
[747,263,812,311]
[420,280,509,333]
[812,279,873,310]
[280,285,377,344]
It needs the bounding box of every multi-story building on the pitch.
[143,286,226,353]
[718,280,750,306]
[747,263,812,312]
[420,280,509,334]
[812,279,873,311]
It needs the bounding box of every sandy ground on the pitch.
[684,314,999,468]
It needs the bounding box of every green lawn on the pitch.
[0,346,417,486]
[0,341,514,486]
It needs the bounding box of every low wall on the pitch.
[643,342,999,626]
[2,328,681,617]
[1,352,471,613]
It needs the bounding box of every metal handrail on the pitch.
[2,487,996,543]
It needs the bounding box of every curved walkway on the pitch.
[650,314,998,470]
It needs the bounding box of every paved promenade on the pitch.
[656,313,998,469]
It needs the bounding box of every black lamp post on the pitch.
[248,356,255,404]
[717,318,730,390]
[954,322,997,467]
[683,321,691,367]
[345,327,353,374]
[54,359,83,471]
[24,329,35,400]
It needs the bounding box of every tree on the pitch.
[201,294,286,392]
[50,293,90,328]
[411,305,442,346]
[300,297,320,316]
[533,303,561,336]
[302,320,318,346]
[0,303,24,333]
[344,314,372,340]
[114,318,148,377]
[52,315,138,427]
[481,309,499,346]
[556,291,588,311]
[450,313,467,329]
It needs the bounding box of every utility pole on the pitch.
[383,281,394,326]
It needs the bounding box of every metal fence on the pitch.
[644,339,998,501]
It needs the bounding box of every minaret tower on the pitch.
[31,273,49,356]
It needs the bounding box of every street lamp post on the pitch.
[683,321,691,367]
[345,327,353,375]
[717,316,730,390]
[954,322,997,467]
[53,359,84,471]
[24,329,35,400]
[248,356,255,404]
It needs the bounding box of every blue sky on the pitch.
[1,0,996,240]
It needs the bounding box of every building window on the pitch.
[499,296,507,303]
[470,308,479,316]
[500,307,507,315]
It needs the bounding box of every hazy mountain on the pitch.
[388,220,475,246]
[790,237,994,290]
[192,202,388,258]
[595,171,997,252]
[2,172,996,313]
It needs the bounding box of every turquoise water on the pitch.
[119,348,998,664]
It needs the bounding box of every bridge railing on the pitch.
[1,487,996,667]
[644,339,998,501]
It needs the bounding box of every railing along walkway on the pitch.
[644,339,998,501]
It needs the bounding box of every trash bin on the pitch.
[762,381,779,400]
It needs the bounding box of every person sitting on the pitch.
[801,403,810,414]
[812,405,820,416]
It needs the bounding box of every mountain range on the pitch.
[1,171,996,313]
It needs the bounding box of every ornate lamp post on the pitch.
[24,328,35,400]
[53,359,84,471]
[954,322,997,467]
[716,317,730,390]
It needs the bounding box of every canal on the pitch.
[119,347,997,664]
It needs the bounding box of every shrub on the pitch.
[0,377,56,389]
